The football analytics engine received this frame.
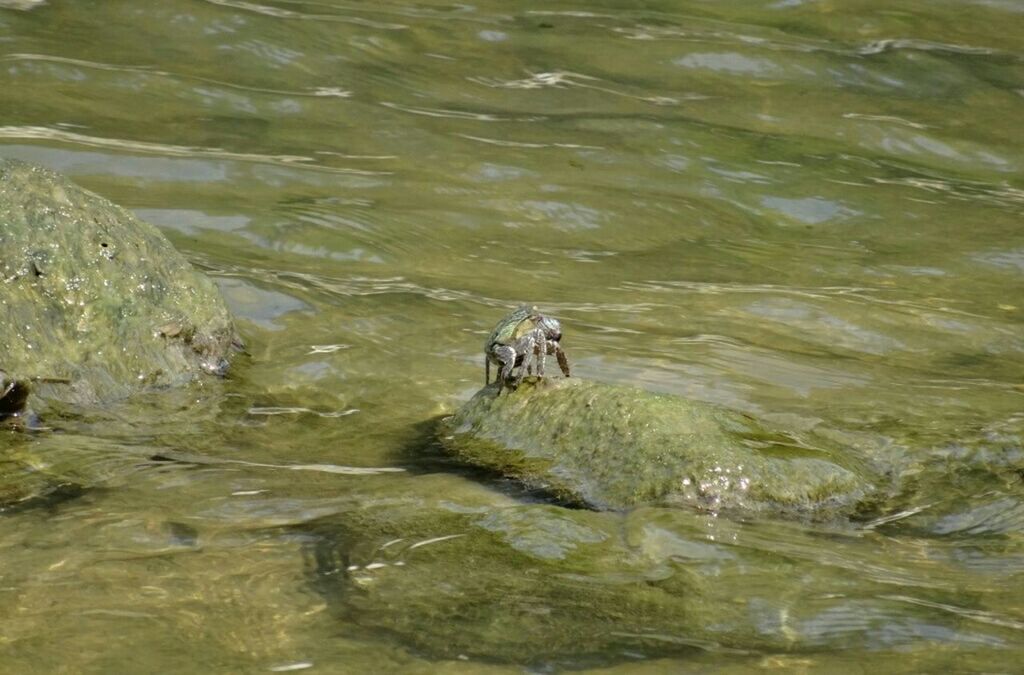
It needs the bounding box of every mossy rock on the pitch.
[440,377,874,515]
[0,158,240,417]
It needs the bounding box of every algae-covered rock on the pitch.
[0,158,240,416]
[440,378,874,514]
[0,448,82,511]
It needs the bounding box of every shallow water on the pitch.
[1,0,1023,671]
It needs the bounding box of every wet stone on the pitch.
[0,159,241,418]
[440,377,875,515]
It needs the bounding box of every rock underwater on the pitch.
[0,158,241,419]
[440,377,876,515]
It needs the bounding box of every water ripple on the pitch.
[202,0,407,29]
[1,53,361,101]
[0,126,390,174]
[469,70,696,105]
[379,101,542,122]
[455,133,604,150]
[857,38,998,56]
[156,451,403,476]
[883,595,1024,632]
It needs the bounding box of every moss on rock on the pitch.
[0,159,240,416]
[441,377,873,514]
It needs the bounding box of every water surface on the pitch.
[1,0,1023,672]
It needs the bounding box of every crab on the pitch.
[484,305,570,393]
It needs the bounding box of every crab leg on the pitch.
[535,334,547,377]
[554,344,570,377]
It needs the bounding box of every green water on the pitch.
[2,0,1023,671]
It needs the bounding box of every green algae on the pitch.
[441,377,874,514]
[0,159,240,415]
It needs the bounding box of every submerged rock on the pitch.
[309,497,736,665]
[308,473,972,666]
[0,445,83,512]
[440,377,873,514]
[0,159,240,418]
